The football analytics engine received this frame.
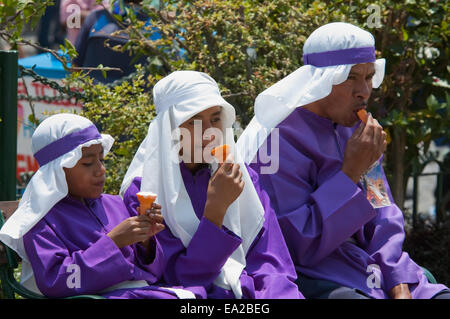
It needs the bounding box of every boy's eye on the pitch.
[82,159,104,166]
[212,117,221,123]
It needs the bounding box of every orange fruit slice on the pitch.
[357,109,368,124]
[211,144,230,163]
[136,191,157,215]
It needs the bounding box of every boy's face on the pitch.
[63,143,106,200]
[179,106,223,164]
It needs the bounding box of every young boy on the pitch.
[120,71,303,299]
[0,113,205,299]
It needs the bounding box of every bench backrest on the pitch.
[0,201,19,221]
[0,201,19,266]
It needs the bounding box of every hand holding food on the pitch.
[137,191,157,215]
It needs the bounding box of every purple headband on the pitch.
[303,46,376,67]
[34,125,102,166]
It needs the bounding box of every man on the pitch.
[237,22,449,299]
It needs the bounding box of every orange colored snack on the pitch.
[136,191,157,215]
[211,144,230,163]
[357,109,368,124]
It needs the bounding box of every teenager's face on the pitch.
[63,143,106,200]
[179,106,223,164]
[315,63,375,127]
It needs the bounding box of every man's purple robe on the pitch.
[23,194,206,299]
[123,163,303,299]
[249,107,448,299]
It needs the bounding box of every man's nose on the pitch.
[354,80,372,100]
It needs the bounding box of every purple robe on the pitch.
[23,194,206,299]
[123,162,303,299]
[249,107,448,299]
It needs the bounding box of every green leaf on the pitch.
[426,94,439,111]
[401,26,408,41]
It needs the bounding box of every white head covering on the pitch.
[237,22,386,164]
[120,71,265,299]
[0,113,114,293]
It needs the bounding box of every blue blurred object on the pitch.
[19,51,68,79]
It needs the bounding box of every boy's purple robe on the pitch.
[23,194,206,299]
[250,107,448,299]
[123,163,303,299]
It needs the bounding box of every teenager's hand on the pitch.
[108,204,164,248]
[204,155,245,228]
[342,114,387,183]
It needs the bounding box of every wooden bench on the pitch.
[0,201,104,299]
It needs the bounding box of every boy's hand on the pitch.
[108,203,164,248]
[204,154,245,228]
[138,203,165,237]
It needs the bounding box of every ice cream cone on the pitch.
[211,144,230,163]
[136,191,157,215]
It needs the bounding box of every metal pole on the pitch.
[0,50,18,201]
[412,174,418,229]
[436,172,443,225]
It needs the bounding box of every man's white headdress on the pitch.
[237,22,385,164]
[120,71,265,299]
[0,113,114,293]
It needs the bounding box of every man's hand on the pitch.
[342,114,387,183]
[107,204,164,248]
[204,155,245,228]
[389,283,412,299]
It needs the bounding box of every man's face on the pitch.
[178,106,223,164]
[63,143,106,200]
[317,63,375,127]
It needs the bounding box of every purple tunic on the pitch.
[250,107,448,299]
[123,162,303,299]
[23,194,206,299]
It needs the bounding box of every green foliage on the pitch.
[114,0,324,124]
[0,0,53,47]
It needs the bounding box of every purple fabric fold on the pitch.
[303,46,376,67]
